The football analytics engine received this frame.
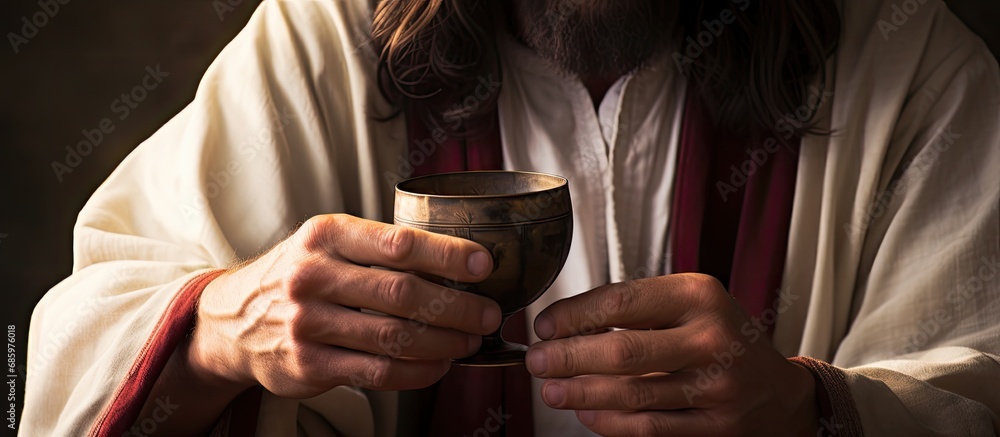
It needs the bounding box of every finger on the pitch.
[541,374,697,411]
[576,410,713,437]
[303,214,494,283]
[526,328,706,378]
[534,274,726,340]
[300,305,481,360]
[333,263,501,335]
[291,258,501,335]
[320,347,452,392]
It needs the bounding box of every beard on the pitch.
[509,0,678,78]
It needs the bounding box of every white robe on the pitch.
[21,0,1000,435]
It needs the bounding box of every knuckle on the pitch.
[379,273,413,310]
[609,334,643,372]
[287,305,312,338]
[622,379,657,411]
[326,213,352,230]
[633,415,668,437]
[365,358,391,389]
[283,258,318,298]
[381,226,415,263]
[604,282,639,319]
[374,322,402,352]
[299,215,335,251]
[694,328,725,354]
[687,273,726,305]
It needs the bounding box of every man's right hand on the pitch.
[188,214,501,399]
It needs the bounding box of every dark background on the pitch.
[0,0,997,434]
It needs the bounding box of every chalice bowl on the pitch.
[394,171,573,367]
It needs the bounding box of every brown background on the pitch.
[0,0,997,432]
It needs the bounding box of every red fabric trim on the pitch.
[789,356,865,437]
[89,269,227,437]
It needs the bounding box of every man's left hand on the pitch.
[527,273,819,436]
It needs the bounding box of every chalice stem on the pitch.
[456,313,528,367]
[481,319,508,351]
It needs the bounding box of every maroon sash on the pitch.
[669,89,800,324]
[405,84,799,436]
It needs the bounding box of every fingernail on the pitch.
[466,335,482,355]
[482,305,501,332]
[535,314,555,340]
[543,383,565,406]
[467,251,489,276]
[577,410,596,426]
[526,348,548,375]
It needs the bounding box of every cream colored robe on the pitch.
[21,0,1000,435]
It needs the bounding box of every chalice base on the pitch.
[453,338,528,367]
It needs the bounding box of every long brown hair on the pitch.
[372,0,840,138]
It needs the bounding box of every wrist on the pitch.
[185,327,256,392]
[186,272,257,394]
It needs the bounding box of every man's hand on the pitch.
[189,214,502,399]
[527,273,818,436]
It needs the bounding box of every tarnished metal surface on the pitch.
[394,171,573,366]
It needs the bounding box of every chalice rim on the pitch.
[394,170,568,200]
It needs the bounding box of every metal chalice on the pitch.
[394,171,573,367]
